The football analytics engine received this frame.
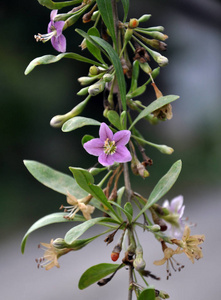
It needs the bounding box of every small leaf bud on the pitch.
[138,14,152,23]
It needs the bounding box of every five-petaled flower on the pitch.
[154,242,184,279]
[172,225,205,263]
[83,122,132,166]
[61,192,94,220]
[36,239,71,270]
[34,10,66,53]
[162,195,185,239]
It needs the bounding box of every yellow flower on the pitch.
[154,242,184,279]
[61,192,94,220]
[172,225,205,263]
[36,239,71,270]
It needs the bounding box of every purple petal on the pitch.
[50,10,58,21]
[83,138,104,156]
[47,21,53,33]
[113,145,132,163]
[99,123,113,142]
[98,152,115,166]
[170,195,183,212]
[113,130,131,146]
[54,21,65,36]
[51,34,66,52]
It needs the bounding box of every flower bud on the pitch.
[91,11,99,21]
[139,61,152,74]
[128,18,139,29]
[125,28,134,43]
[88,80,105,96]
[78,76,97,85]
[133,244,146,271]
[52,238,69,249]
[146,224,161,232]
[158,145,174,154]
[103,73,114,82]
[147,48,169,67]
[89,65,99,76]
[159,290,170,299]
[50,96,90,128]
[77,86,89,96]
[145,31,168,41]
[138,14,152,23]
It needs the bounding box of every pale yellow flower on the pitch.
[36,239,71,270]
[172,225,205,263]
[61,192,94,220]
[154,242,184,279]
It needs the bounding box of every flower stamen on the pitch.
[104,138,116,155]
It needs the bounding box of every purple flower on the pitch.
[83,123,132,166]
[34,10,66,53]
[162,195,185,239]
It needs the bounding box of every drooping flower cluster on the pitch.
[83,123,132,166]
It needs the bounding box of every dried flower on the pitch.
[36,239,71,270]
[83,123,132,166]
[61,193,94,220]
[172,225,205,263]
[34,10,66,53]
[154,243,184,280]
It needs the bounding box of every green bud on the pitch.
[159,290,170,299]
[88,80,105,96]
[91,10,99,21]
[158,145,174,154]
[89,167,106,176]
[133,244,146,271]
[145,47,169,67]
[50,96,91,128]
[103,73,114,82]
[52,238,69,249]
[125,28,134,43]
[78,76,98,85]
[139,62,152,74]
[138,14,152,23]
[146,224,161,232]
[89,65,99,76]
[77,86,89,96]
[145,31,168,41]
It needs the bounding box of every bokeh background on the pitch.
[1,0,221,299]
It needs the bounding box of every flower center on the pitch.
[104,138,116,155]
[34,29,57,43]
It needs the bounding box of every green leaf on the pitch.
[129,95,180,130]
[81,134,94,145]
[25,52,103,75]
[24,160,87,198]
[62,116,100,132]
[21,212,84,254]
[64,217,110,244]
[96,0,117,48]
[121,0,130,22]
[109,201,132,223]
[124,202,133,221]
[37,0,81,9]
[69,168,121,221]
[107,111,122,130]
[138,287,155,300]
[86,27,105,64]
[78,263,123,289]
[133,160,182,222]
[90,36,127,111]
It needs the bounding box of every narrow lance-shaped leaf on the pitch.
[62,116,101,132]
[79,263,124,290]
[96,0,117,49]
[129,95,180,130]
[133,160,182,222]
[90,36,127,111]
[37,0,82,10]
[23,160,87,198]
[121,0,130,22]
[64,217,118,244]
[25,53,104,75]
[107,111,122,130]
[21,212,85,254]
[86,27,106,64]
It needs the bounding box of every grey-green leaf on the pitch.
[96,0,117,48]
[138,287,155,300]
[129,95,179,130]
[78,263,123,289]
[64,217,109,244]
[62,116,100,132]
[134,160,182,221]
[21,212,84,253]
[86,27,105,64]
[24,160,87,198]
[107,111,122,130]
[37,0,81,9]
[90,36,127,111]
[25,52,103,75]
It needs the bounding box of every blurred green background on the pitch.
[1,0,221,299]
